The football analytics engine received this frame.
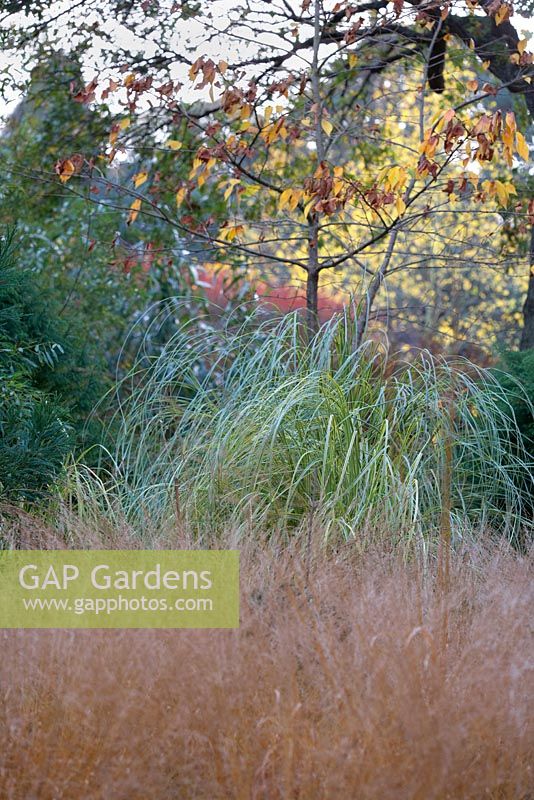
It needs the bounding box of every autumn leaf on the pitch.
[127,197,142,225]
[516,131,530,161]
[491,180,516,207]
[303,198,316,219]
[288,189,303,211]
[71,78,98,104]
[278,188,304,212]
[55,159,75,184]
[384,166,407,192]
[494,3,511,25]
[278,188,293,211]
[223,179,240,201]
[505,112,516,135]
[228,225,244,241]
[395,196,406,217]
[494,180,509,207]
[189,60,200,81]
[133,172,148,188]
[101,78,119,100]
[218,224,244,242]
[321,119,333,136]
[438,108,456,130]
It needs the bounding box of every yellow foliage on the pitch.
[321,119,333,136]
[516,131,529,161]
[127,198,142,225]
[133,172,148,189]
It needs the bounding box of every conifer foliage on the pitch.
[0,231,102,501]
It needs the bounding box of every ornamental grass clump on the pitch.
[72,307,532,540]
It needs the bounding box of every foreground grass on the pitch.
[0,516,532,799]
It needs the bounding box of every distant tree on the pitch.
[0,48,217,370]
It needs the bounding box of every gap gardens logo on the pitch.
[0,550,239,629]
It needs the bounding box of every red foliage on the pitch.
[196,267,345,323]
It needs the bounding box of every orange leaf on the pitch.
[57,159,75,184]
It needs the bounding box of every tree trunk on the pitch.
[306,268,319,338]
[305,0,323,342]
[519,225,534,351]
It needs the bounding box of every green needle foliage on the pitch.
[494,349,534,447]
[491,349,534,527]
[0,231,105,501]
[67,307,533,542]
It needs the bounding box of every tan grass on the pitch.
[0,528,532,799]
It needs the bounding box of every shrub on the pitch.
[0,232,105,501]
[493,349,534,447]
[489,349,534,534]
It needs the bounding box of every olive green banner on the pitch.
[0,550,239,628]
